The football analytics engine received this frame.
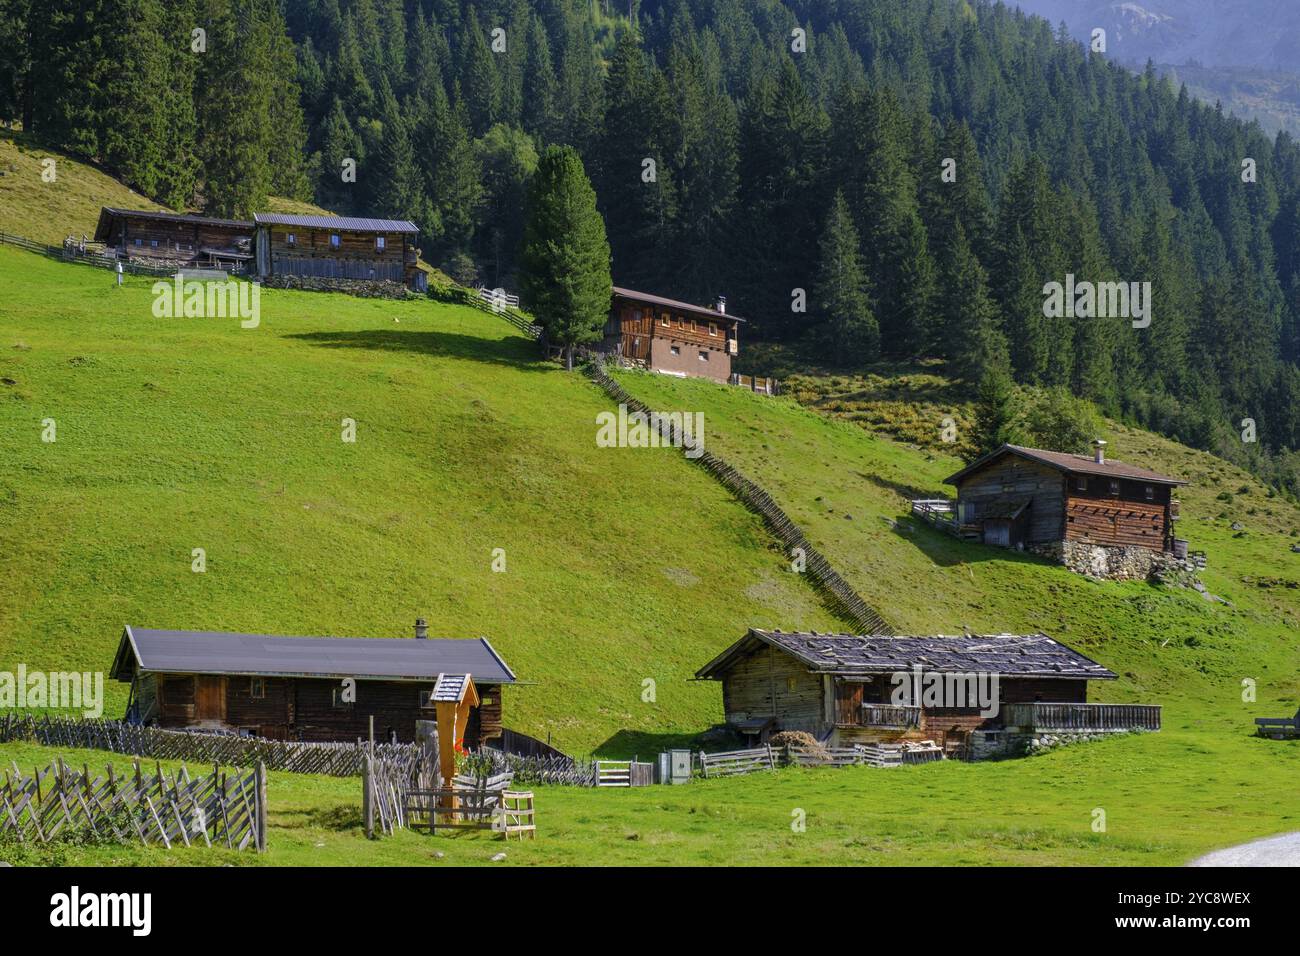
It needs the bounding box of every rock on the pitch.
[1231,522,1244,531]
[490,852,507,862]
[843,513,854,520]
[0,861,11,867]
[432,851,445,860]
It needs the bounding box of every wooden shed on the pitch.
[696,628,1159,757]
[110,621,516,746]
[252,213,425,290]
[944,441,1187,554]
[602,287,743,383]
[93,207,253,269]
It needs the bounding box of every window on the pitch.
[249,677,266,699]
[286,233,296,246]
[331,687,352,709]
[709,322,718,337]
[419,687,436,709]
[786,676,798,692]
[150,239,158,248]
[660,312,670,327]
[677,315,685,329]
[1076,477,1087,491]
[375,235,386,251]
[1144,485,1155,501]
[1109,480,1120,495]
[699,350,709,362]
[329,234,341,249]
[134,238,142,246]
[670,345,680,356]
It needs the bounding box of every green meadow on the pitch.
[1,245,1298,865]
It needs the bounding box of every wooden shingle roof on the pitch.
[696,629,1116,680]
[945,444,1186,486]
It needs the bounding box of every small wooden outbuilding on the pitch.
[110,621,516,746]
[94,207,253,269]
[696,628,1159,757]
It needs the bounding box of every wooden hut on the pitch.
[93,207,253,270]
[110,621,516,746]
[696,628,1160,758]
[942,441,1187,556]
[602,287,743,383]
[252,213,425,290]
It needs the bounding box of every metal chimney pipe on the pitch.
[1092,439,1107,465]
[716,295,726,314]
[414,618,428,639]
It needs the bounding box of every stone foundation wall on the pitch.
[971,727,1148,759]
[261,275,415,299]
[1028,539,1199,581]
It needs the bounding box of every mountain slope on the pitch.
[0,246,843,754]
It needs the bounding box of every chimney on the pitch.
[1092,439,1107,465]
[715,295,726,314]
[414,617,428,639]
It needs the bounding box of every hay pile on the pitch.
[769,730,830,760]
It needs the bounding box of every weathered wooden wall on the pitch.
[721,644,827,736]
[149,673,504,746]
[955,457,1064,544]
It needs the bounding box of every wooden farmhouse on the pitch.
[602,287,742,383]
[252,213,426,290]
[931,441,1188,578]
[696,628,1160,759]
[94,207,253,271]
[110,621,516,746]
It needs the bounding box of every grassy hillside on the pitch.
[0,246,842,754]
[0,131,167,245]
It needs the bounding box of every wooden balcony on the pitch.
[857,704,922,729]
[1002,702,1161,733]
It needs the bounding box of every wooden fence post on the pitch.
[362,755,374,839]
[254,761,268,853]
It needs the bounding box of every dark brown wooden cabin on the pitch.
[696,628,1158,757]
[110,623,516,746]
[93,207,253,270]
[602,287,743,383]
[944,441,1187,553]
[253,213,426,290]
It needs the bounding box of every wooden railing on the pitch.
[1002,702,1161,732]
[910,498,959,534]
[858,704,923,728]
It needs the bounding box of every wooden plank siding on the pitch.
[720,644,826,736]
[604,296,738,383]
[145,672,504,747]
[953,457,1064,545]
[107,214,251,259]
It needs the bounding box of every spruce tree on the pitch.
[519,146,611,370]
[814,190,878,362]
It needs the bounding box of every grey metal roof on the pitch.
[696,629,1116,680]
[94,207,253,242]
[252,213,419,234]
[112,627,516,684]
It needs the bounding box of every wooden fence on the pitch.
[699,746,777,777]
[0,231,177,277]
[0,756,266,851]
[1001,702,1162,733]
[701,741,944,777]
[586,363,892,636]
[0,714,419,777]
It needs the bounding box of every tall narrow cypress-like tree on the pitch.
[519,146,611,370]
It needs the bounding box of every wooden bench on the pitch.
[1255,707,1300,739]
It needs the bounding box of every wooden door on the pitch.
[195,676,226,722]
[984,521,1010,547]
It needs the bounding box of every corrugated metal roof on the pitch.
[252,213,419,233]
[697,629,1116,680]
[945,444,1186,486]
[613,286,747,323]
[113,627,516,684]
